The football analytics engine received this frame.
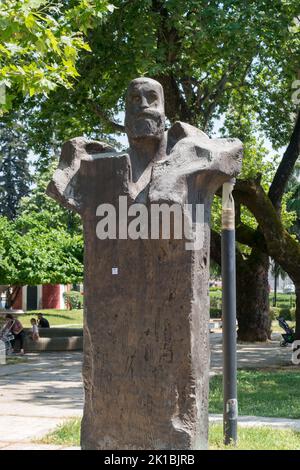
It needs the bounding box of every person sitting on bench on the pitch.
[37,313,50,328]
[2,314,25,354]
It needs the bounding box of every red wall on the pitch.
[42,284,61,309]
[12,287,23,310]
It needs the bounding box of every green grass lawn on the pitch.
[210,369,300,419]
[38,368,300,449]
[39,418,300,450]
[209,424,300,450]
[20,309,83,328]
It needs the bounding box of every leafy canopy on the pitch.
[23,0,300,152]
[0,163,83,285]
[0,0,114,112]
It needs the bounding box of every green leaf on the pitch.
[24,13,36,30]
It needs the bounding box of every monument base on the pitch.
[80,237,210,450]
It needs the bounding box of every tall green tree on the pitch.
[0,163,83,303]
[211,126,278,341]
[0,114,31,219]
[24,0,299,148]
[0,215,83,286]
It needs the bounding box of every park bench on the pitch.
[23,327,83,352]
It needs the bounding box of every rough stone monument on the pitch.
[47,77,242,450]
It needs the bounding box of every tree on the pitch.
[211,129,277,341]
[211,108,300,340]
[6,0,300,339]
[286,162,300,240]
[0,113,31,219]
[0,164,83,303]
[0,0,113,112]
[17,160,82,235]
[23,0,300,147]
[269,163,300,307]
[0,215,83,284]
[227,105,299,338]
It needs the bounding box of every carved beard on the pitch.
[125,111,165,139]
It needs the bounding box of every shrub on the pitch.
[280,308,296,321]
[210,286,222,292]
[210,296,222,308]
[210,307,222,319]
[63,291,83,310]
[288,308,295,321]
[210,291,222,298]
[270,293,296,308]
[278,308,292,321]
[270,307,280,320]
[270,307,295,321]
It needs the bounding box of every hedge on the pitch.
[63,290,84,310]
[270,307,295,321]
[210,307,222,319]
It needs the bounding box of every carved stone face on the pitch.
[125,78,165,140]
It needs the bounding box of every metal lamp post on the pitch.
[221,179,238,445]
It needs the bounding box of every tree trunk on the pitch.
[234,179,300,339]
[211,230,271,342]
[236,249,271,341]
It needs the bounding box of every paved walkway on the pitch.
[0,352,83,449]
[210,332,294,374]
[0,332,297,449]
[0,443,80,450]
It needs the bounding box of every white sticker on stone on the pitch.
[112,267,118,275]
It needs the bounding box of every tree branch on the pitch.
[236,223,267,252]
[89,101,125,133]
[215,189,267,252]
[268,109,300,211]
[202,72,230,130]
[234,179,300,283]
[155,74,194,123]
